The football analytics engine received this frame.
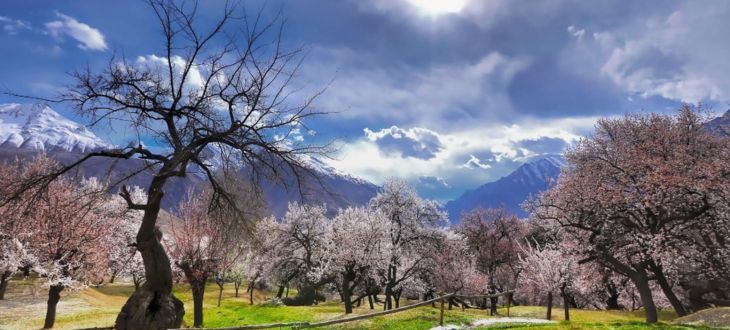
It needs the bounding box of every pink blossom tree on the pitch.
[424,231,488,309]
[167,191,242,327]
[27,175,123,328]
[0,160,33,300]
[533,105,730,322]
[458,208,526,314]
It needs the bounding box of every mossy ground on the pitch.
[0,279,722,329]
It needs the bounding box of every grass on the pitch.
[0,279,724,329]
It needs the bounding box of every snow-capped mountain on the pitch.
[0,103,110,153]
[0,103,378,216]
[445,155,565,222]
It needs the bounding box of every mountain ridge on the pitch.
[445,154,564,222]
[0,103,378,217]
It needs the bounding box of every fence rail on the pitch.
[175,290,514,330]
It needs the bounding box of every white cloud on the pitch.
[567,25,585,40]
[461,155,491,169]
[135,54,204,90]
[45,12,107,51]
[325,116,595,198]
[364,126,444,159]
[0,15,31,35]
[418,175,450,189]
[600,39,721,102]
[566,4,730,103]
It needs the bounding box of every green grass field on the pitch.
[0,279,723,329]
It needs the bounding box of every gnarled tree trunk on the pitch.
[341,270,356,314]
[115,183,184,330]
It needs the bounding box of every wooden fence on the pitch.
[175,291,514,330]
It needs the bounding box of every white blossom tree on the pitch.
[107,186,146,286]
[423,231,487,309]
[319,207,389,313]
[270,203,330,305]
[370,179,447,310]
[0,235,34,300]
[518,242,576,320]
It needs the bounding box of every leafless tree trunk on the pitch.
[233,280,241,298]
[0,270,11,300]
[650,261,687,316]
[216,277,225,307]
[560,284,570,321]
[546,291,553,320]
[43,285,63,329]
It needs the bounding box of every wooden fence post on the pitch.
[439,294,445,327]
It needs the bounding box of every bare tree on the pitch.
[6,1,329,328]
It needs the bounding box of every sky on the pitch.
[1,0,729,201]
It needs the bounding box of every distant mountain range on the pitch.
[445,155,565,221]
[0,103,378,217]
[3,103,726,222]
